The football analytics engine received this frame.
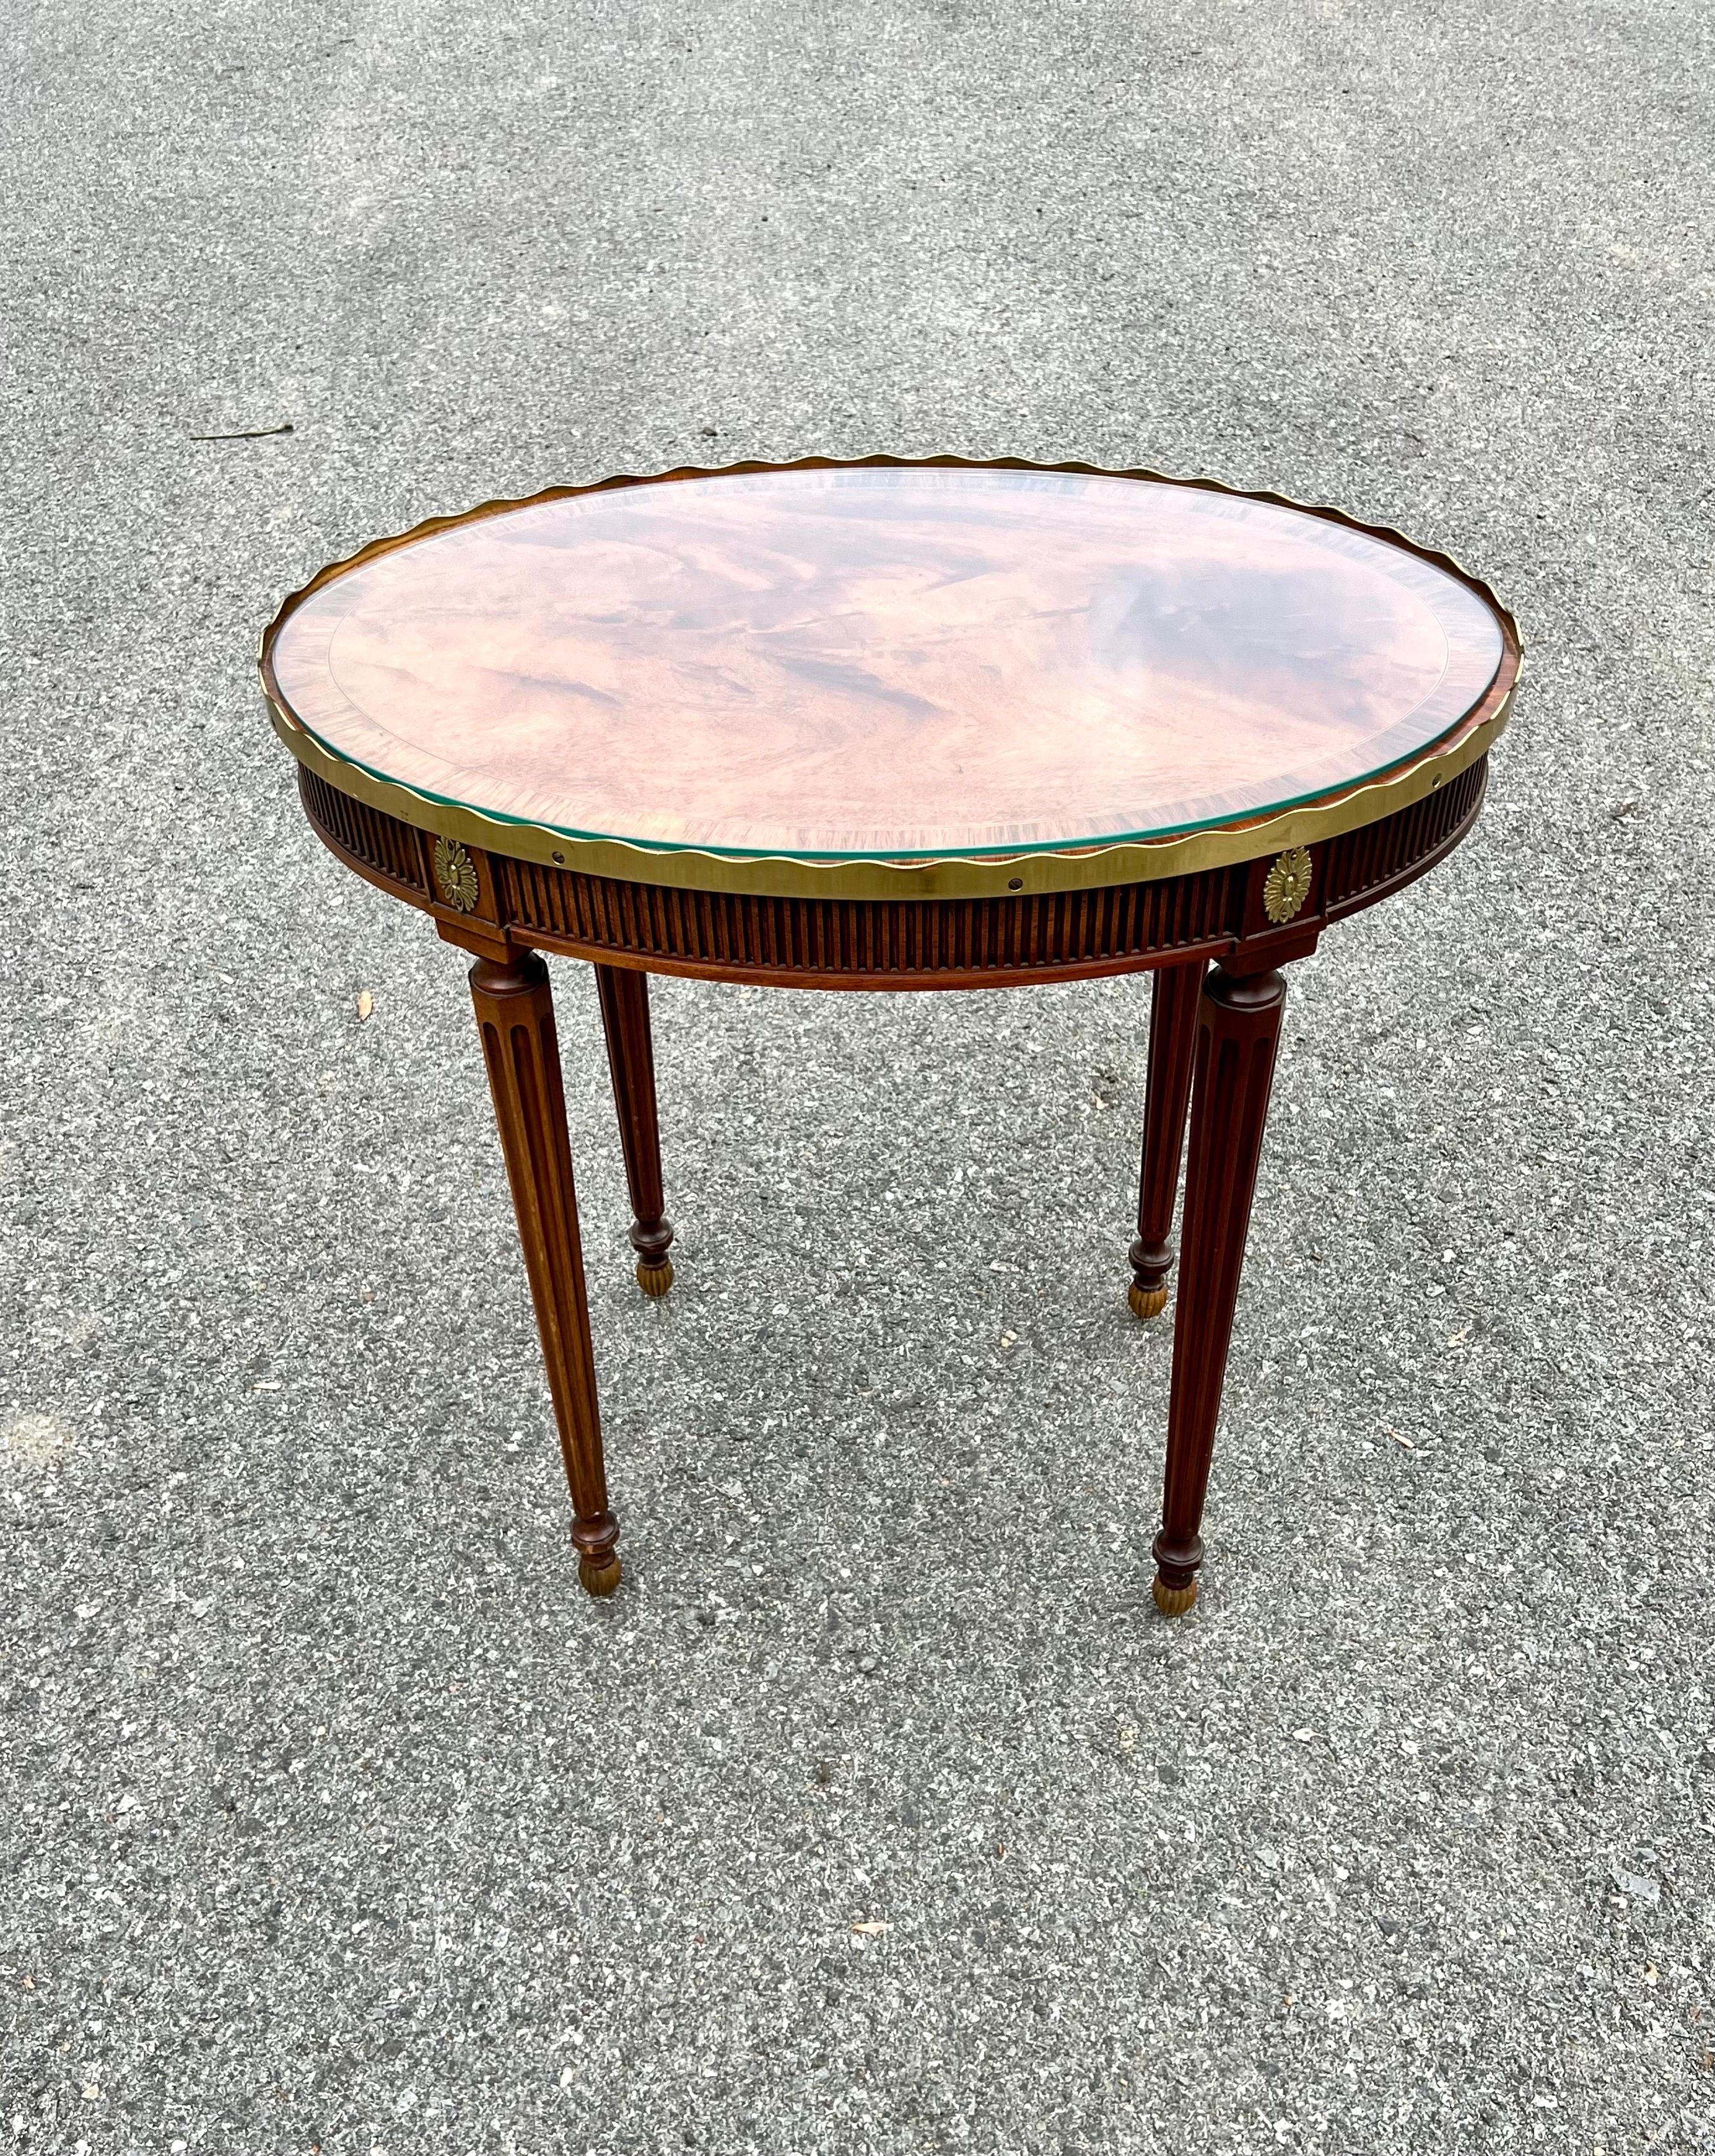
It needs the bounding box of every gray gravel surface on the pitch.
[4,2,1714,2151]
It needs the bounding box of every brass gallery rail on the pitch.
[299,756,1488,990]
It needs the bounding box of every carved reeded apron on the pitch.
[261,458,1519,1613]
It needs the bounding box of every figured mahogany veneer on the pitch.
[268,465,1502,860]
[267,457,1519,1623]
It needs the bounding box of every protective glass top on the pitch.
[267,466,1506,860]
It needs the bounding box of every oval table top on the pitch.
[263,458,1518,889]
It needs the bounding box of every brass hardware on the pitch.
[1262,845,1314,924]
[577,1554,622,1597]
[433,835,479,912]
[261,455,1521,905]
[1151,1575,1199,1617]
[270,696,1508,904]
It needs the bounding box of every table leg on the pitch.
[1128,958,1205,1320]
[467,948,621,1597]
[1151,962,1288,1617]
[593,962,675,1296]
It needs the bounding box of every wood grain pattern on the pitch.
[269,466,1506,861]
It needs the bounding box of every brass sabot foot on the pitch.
[1129,1281,1169,1322]
[635,1259,674,1297]
[578,1553,624,1597]
[1151,1574,1198,1618]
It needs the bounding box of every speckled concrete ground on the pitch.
[3,2,1713,2152]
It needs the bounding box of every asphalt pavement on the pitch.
[3,2,1713,2150]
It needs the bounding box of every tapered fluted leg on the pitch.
[468,948,621,1596]
[1129,959,1205,1320]
[593,963,674,1294]
[1152,962,1289,1617]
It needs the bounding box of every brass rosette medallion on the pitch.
[433,835,480,912]
[1262,845,1313,925]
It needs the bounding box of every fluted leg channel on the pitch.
[1151,962,1289,1616]
[594,962,675,1296]
[468,948,620,1596]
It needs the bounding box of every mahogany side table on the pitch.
[261,458,1519,1615]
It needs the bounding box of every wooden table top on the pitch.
[264,460,1514,868]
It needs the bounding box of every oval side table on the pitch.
[260,456,1519,1614]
